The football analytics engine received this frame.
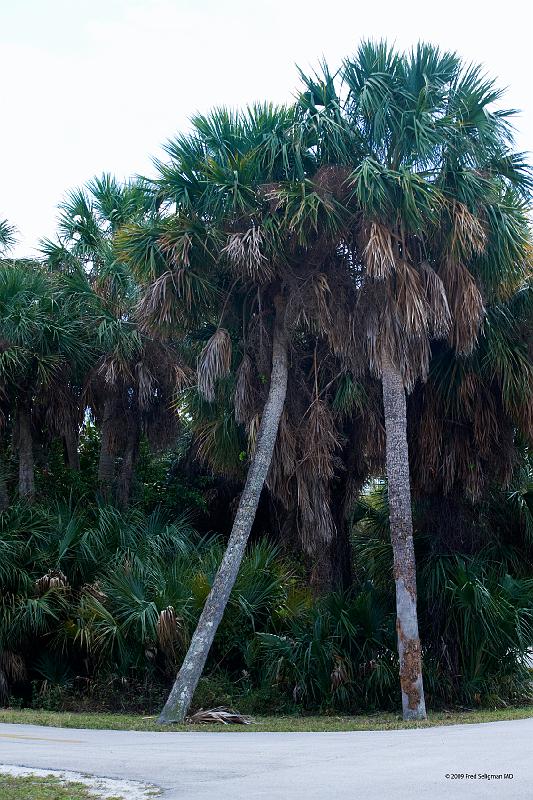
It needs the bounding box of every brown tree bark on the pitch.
[381,355,427,720]
[158,299,289,723]
[0,457,9,511]
[18,406,35,502]
[98,398,117,502]
[64,427,80,471]
[116,415,140,509]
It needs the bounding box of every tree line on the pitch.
[1,42,532,722]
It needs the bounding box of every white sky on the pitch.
[2,0,532,257]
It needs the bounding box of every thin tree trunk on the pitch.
[98,398,116,502]
[116,416,139,509]
[381,355,427,721]
[18,406,35,502]
[158,299,289,723]
[0,455,9,511]
[64,427,80,471]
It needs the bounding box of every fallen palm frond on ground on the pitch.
[187,707,254,725]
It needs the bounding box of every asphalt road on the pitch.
[1,719,532,799]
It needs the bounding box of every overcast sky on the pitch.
[2,0,532,257]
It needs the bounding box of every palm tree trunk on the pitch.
[64,427,80,471]
[98,398,116,502]
[18,406,35,501]
[158,299,289,723]
[116,416,139,509]
[381,355,427,721]
[0,454,9,511]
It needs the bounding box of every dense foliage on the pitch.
[1,473,532,713]
[0,41,532,715]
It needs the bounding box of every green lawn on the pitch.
[0,774,122,800]
[1,706,533,733]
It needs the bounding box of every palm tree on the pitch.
[298,41,531,718]
[118,104,357,721]
[409,274,533,508]
[0,259,91,501]
[0,220,17,255]
[43,175,181,506]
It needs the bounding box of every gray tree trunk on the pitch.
[158,300,289,723]
[98,398,116,502]
[18,406,35,502]
[381,356,427,721]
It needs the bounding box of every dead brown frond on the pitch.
[187,707,254,725]
[363,283,430,391]
[138,264,205,331]
[156,605,178,652]
[159,230,192,268]
[197,328,232,402]
[363,222,396,280]
[0,651,26,703]
[174,363,195,392]
[512,395,533,442]
[312,273,333,330]
[35,569,69,594]
[301,400,341,481]
[137,271,178,329]
[297,473,336,553]
[326,304,361,368]
[247,412,261,455]
[267,411,297,508]
[135,361,156,411]
[234,354,257,425]
[222,227,273,283]
[440,258,485,354]
[293,399,342,553]
[413,385,442,490]
[449,201,487,258]
[419,261,451,339]
[98,353,133,387]
[331,654,350,691]
[395,261,429,336]
[0,651,26,683]
[156,605,188,655]
[82,582,107,602]
[289,273,333,333]
[258,182,283,213]
[312,165,352,201]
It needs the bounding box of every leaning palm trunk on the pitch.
[381,356,427,720]
[158,302,289,723]
[18,406,35,501]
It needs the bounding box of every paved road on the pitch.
[1,719,532,799]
